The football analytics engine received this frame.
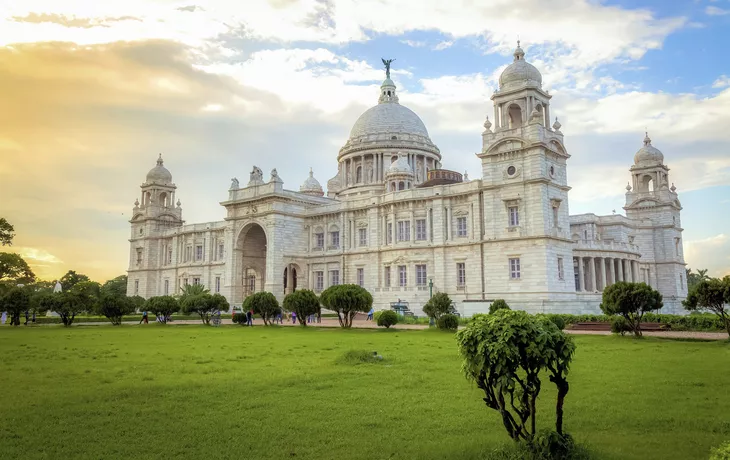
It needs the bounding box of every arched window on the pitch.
[641,174,654,192]
[508,104,523,129]
[398,181,405,190]
[356,166,362,183]
[159,192,167,207]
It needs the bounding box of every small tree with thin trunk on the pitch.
[39,292,88,326]
[145,296,180,324]
[320,284,372,328]
[1,287,30,326]
[600,282,663,336]
[95,292,135,325]
[243,292,279,325]
[283,290,319,326]
[684,277,730,338]
[423,292,452,322]
[182,293,228,325]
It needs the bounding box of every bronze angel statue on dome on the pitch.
[382,58,395,79]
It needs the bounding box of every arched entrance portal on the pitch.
[284,263,301,295]
[237,223,267,300]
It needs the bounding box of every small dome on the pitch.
[499,41,542,91]
[146,154,173,184]
[300,168,324,196]
[386,154,414,176]
[633,133,664,165]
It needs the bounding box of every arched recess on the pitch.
[484,137,526,156]
[640,174,654,192]
[356,166,362,183]
[284,262,302,295]
[508,104,523,129]
[235,222,267,302]
[398,181,405,190]
[159,192,168,207]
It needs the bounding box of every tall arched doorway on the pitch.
[237,223,267,300]
[284,263,301,295]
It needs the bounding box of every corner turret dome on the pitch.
[300,168,324,196]
[633,133,664,165]
[499,41,543,91]
[386,153,414,177]
[146,154,173,185]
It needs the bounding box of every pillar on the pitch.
[577,257,584,292]
[446,207,452,241]
[588,257,596,292]
[617,259,624,282]
[493,104,499,130]
[600,257,607,291]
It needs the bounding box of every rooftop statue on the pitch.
[381,58,395,79]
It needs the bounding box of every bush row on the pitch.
[543,312,725,331]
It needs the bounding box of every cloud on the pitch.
[685,234,730,277]
[401,39,426,48]
[713,75,730,88]
[705,6,730,16]
[433,40,453,51]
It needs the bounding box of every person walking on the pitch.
[24,310,29,326]
[291,311,297,324]
[139,310,148,325]
[246,309,253,326]
[366,308,374,321]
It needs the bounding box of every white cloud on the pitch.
[713,75,730,88]
[685,234,730,277]
[401,39,426,48]
[705,6,730,16]
[433,40,453,51]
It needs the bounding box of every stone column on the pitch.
[633,261,640,283]
[600,257,607,291]
[545,103,550,129]
[390,207,396,245]
[446,207,452,241]
[588,257,596,292]
[627,259,634,282]
[494,105,499,129]
[577,257,584,292]
[617,259,624,282]
[410,204,415,242]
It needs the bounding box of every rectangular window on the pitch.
[134,280,139,295]
[416,264,427,286]
[315,271,324,292]
[457,262,466,286]
[330,270,340,286]
[384,266,391,287]
[358,228,367,246]
[357,268,364,287]
[193,277,201,285]
[185,246,192,262]
[330,231,340,248]
[215,276,221,293]
[552,206,559,228]
[218,243,224,260]
[136,248,143,265]
[387,223,393,244]
[509,258,521,279]
[557,257,564,280]
[195,245,203,261]
[164,279,169,295]
[509,206,519,227]
[415,219,427,240]
[397,221,410,242]
[315,233,324,248]
[457,217,468,237]
[398,265,407,287]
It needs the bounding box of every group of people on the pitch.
[1,310,36,326]
[235,309,322,325]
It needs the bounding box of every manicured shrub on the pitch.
[710,440,730,460]
[684,277,730,338]
[600,282,663,336]
[319,284,372,328]
[376,310,398,328]
[144,296,179,324]
[232,313,246,325]
[96,293,135,326]
[457,310,576,441]
[611,316,631,336]
[489,299,510,314]
[182,293,230,325]
[282,289,320,326]
[243,291,279,325]
[423,292,452,321]
[373,310,383,322]
[437,313,459,331]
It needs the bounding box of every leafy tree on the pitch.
[437,313,459,331]
[684,277,730,338]
[456,310,576,443]
[376,310,398,328]
[282,289,320,326]
[59,270,91,292]
[182,293,229,325]
[39,292,88,326]
[1,287,30,326]
[96,293,135,325]
[101,275,128,298]
[686,268,710,290]
[489,299,510,314]
[179,283,210,298]
[0,252,35,284]
[422,292,452,321]
[0,218,14,246]
[600,282,663,336]
[128,295,146,312]
[319,284,372,328]
[243,291,280,325]
[145,296,180,324]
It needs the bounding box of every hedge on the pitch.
[547,312,725,332]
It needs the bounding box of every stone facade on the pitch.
[127,43,688,315]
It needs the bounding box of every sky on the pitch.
[1,0,729,282]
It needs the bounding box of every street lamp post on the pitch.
[428,278,433,298]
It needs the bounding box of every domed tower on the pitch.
[329,59,441,198]
[128,154,183,297]
[300,168,325,197]
[624,134,686,311]
[384,152,415,192]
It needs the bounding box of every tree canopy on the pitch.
[95,292,135,326]
[101,275,128,298]
[422,292,453,320]
[145,296,180,324]
[243,291,280,325]
[319,284,372,328]
[282,289,319,326]
[182,293,229,325]
[0,218,14,246]
[600,282,663,336]
[0,252,35,284]
[489,299,510,314]
[59,270,91,292]
[0,287,30,326]
[684,277,730,338]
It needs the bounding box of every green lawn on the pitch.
[0,326,728,460]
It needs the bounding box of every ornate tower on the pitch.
[127,154,183,297]
[478,42,575,299]
[624,134,686,312]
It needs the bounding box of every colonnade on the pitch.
[341,153,437,187]
[573,256,641,292]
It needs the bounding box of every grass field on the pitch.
[1,325,729,460]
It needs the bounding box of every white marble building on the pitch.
[127,43,687,315]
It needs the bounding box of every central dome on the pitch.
[349,103,430,140]
[499,41,542,91]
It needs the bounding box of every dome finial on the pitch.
[513,39,525,61]
[157,153,163,166]
[644,130,651,146]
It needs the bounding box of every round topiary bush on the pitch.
[232,313,246,325]
[437,313,459,331]
[611,316,631,336]
[377,310,399,328]
[710,441,730,460]
[489,299,510,314]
